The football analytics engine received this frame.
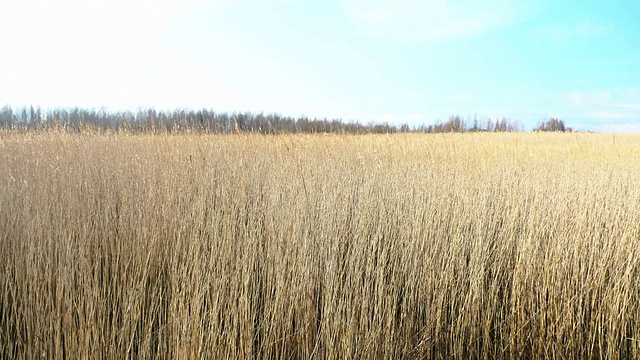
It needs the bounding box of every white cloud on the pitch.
[530,21,609,42]
[0,0,245,110]
[565,90,614,108]
[340,0,530,42]
[562,89,640,114]
[599,122,640,133]
[618,104,640,111]
[159,0,417,119]
[556,89,640,131]
[588,111,637,120]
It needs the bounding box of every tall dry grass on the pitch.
[1,131,640,359]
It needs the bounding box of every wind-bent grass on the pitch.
[1,132,640,358]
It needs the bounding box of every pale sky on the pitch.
[1,0,639,131]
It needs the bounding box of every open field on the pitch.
[1,132,640,358]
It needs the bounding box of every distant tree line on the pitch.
[0,106,571,134]
[415,115,522,133]
[534,118,572,132]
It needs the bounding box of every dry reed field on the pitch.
[1,131,640,359]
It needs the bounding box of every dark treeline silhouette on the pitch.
[416,115,522,133]
[534,118,572,132]
[0,106,568,134]
[0,106,394,134]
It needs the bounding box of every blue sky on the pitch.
[1,0,639,131]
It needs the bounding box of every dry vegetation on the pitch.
[1,131,640,359]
